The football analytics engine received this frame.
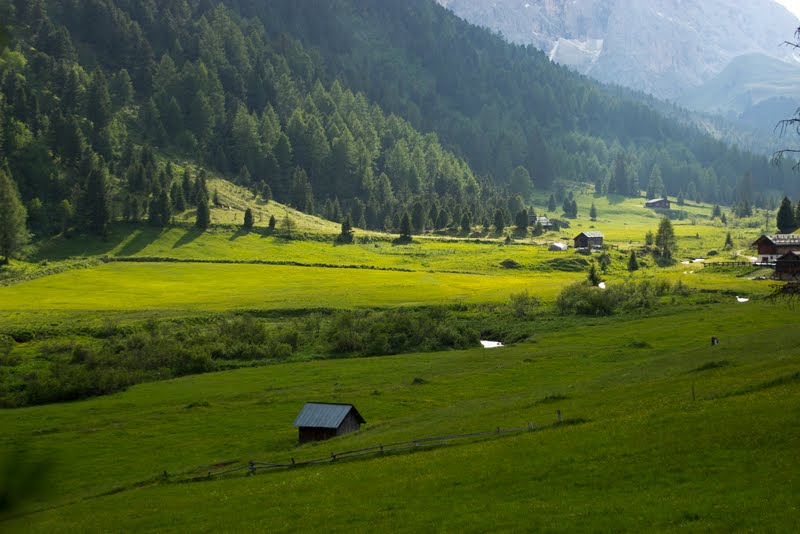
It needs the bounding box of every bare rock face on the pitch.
[436,0,799,100]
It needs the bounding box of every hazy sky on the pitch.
[776,0,800,20]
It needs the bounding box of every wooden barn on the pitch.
[645,198,671,209]
[752,234,800,263]
[775,251,800,280]
[292,402,366,443]
[574,231,604,250]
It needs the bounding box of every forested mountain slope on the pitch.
[0,0,796,245]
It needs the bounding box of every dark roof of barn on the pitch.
[576,231,604,239]
[756,234,800,247]
[292,403,366,429]
[777,250,800,260]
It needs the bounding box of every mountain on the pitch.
[678,52,800,130]
[436,0,799,101]
[1,0,797,247]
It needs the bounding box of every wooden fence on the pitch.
[182,418,584,483]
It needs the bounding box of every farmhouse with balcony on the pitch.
[752,234,800,263]
[292,402,366,443]
[645,198,671,209]
[574,231,604,249]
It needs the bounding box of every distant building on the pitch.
[752,234,800,263]
[573,231,604,249]
[529,215,554,231]
[775,251,800,280]
[645,198,671,209]
[292,403,366,443]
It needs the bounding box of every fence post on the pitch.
[496,427,500,434]
[249,460,255,475]
[527,422,534,431]
[557,410,562,424]
[331,453,337,461]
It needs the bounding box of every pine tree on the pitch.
[338,213,354,243]
[0,171,28,264]
[627,250,639,272]
[195,193,210,229]
[655,217,676,259]
[460,212,471,234]
[84,161,111,238]
[589,202,597,221]
[776,196,796,233]
[724,232,734,250]
[400,212,413,238]
[494,208,505,234]
[587,261,601,286]
[268,214,276,230]
[515,209,528,232]
[243,208,254,230]
[548,194,556,212]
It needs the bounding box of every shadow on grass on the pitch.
[117,227,162,257]
[228,228,249,241]
[606,194,627,206]
[173,227,205,249]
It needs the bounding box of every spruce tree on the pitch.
[195,193,210,229]
[400,212,413,238]
[243,208,254,230]
[268,214,276,230]
[627,250,639,272]
[587,261,601,286]
[776,196,796,233]
[460,213,471,234]
[724,232,734,250]
[84,161,110,238]
[590,202,597,221]
[0,171,28,264]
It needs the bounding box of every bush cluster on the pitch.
[555,279,685,316]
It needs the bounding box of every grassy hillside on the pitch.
[1,300,798,531]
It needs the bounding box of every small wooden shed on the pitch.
[292,402,366,443]
[645,198,670,209]
[775,251,800,280]
[574,231,604,249]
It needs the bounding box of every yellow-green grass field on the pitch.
[1,300,798,532]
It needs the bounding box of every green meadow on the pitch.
[1,301,798,532]
[0,185,793,532]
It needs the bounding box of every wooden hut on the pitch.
[775,251,800,280]
[292,403,366,443]
[573,231,604,250]
[645,198,670,209]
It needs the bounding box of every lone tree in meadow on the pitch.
[589,202,597,221]
[243,208,254,230]
[627,250,639,272]
[587,260,602,286]
[0,171,28,265]
[338,214,354,243]
[724,232,734,250]
[655,217,677,260]
[195,193,210,229]
[280,213,295,239]
[268,214,276,230]
[776,196,797,233]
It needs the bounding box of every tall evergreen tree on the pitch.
[0,171,28,264]
[195,193,210,229]
[627,250,639,272]
[84,161,111,238]
[655,217,677,260]
[243,208,254,230]
[776,196,796,233]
